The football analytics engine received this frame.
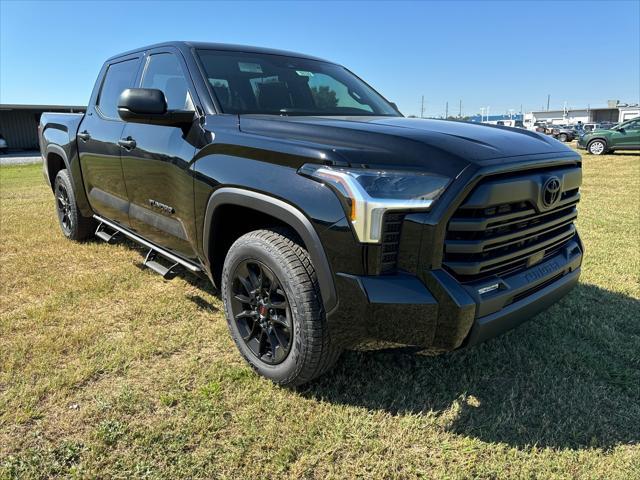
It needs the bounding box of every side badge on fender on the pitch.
[148,199,175,214]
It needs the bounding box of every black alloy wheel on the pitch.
[230,259,293,365]
[53,169,94,241]
[56,182,73,235]
[221,228,342,386]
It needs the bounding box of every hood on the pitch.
[238,115,576,177]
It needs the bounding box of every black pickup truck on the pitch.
[39,42,583,386]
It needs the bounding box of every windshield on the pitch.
[196,49,399,116]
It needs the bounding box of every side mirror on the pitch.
[390,102,400,112]
[118,88,194,126]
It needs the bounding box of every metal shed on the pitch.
[0,104,86,151]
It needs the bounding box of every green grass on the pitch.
[1,148,639,479]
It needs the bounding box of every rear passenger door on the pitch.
[120,48,200,260]
[78,55,141,226]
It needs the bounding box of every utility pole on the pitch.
[420,96,425,118]
[480,107,485,122]
[445,101,448,119]
[547,94,550,111]
[459,99,462,118]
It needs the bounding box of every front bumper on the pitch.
[328,235,583,351]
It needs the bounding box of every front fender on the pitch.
[203,188,339,312]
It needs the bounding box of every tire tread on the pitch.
[222,228,341,386]
[54,169,94,241]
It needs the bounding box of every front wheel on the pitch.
[587,139,607,155]
[221,228,341,386]
[54,169,94,240]
[557,133,568,142]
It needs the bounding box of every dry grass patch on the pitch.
[1,149,639,479]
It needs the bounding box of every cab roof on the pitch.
[106,41,333,64]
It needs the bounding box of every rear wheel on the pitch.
[587,139,607,155]
[221,228,341,386]
[54,169,94,240]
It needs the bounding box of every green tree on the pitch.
[311,86,338,109]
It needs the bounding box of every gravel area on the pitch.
[0,151,42,166]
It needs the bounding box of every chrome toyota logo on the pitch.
[541,176,562,209]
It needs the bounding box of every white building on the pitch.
[523,102,640,128]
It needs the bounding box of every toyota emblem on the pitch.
[541,176,562,209]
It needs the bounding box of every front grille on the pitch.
[380,212,404,274]
[443,167,580,282]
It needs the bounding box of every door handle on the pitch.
[118,137,137,150]
[78,130,91,141]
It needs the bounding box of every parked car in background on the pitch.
[495,119,525,128]
[525,121,543,132]
[0,134,7,154]
[551,126,576,142]
[583,123,601,133]
[578,117,640,154]
[527,121,548,133]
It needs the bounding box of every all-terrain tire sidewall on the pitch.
[54,169,93,241]
[221,229,337,386]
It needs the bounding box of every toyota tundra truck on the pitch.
[39,42,583,386]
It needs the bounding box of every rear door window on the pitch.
[97,59,140,120]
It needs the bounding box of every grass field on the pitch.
[1,147,639,479]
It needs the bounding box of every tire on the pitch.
[221,228,341,386]
[587,139,607,155]
[557,133,568,142]
[53,169,94,241]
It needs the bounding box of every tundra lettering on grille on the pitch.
[524,261,560,283]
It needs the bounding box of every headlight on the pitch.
[299,164,450,243]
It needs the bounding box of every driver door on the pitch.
[120,47,201,260]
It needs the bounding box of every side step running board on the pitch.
[95,221,120,244]
[93,215,202,276]
[144,249,180,279]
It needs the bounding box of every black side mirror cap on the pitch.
[118,88,194,127]
[119,88,166,115]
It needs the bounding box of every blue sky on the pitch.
[1,0,639,117]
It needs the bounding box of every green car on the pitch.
[578,117,640,155]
